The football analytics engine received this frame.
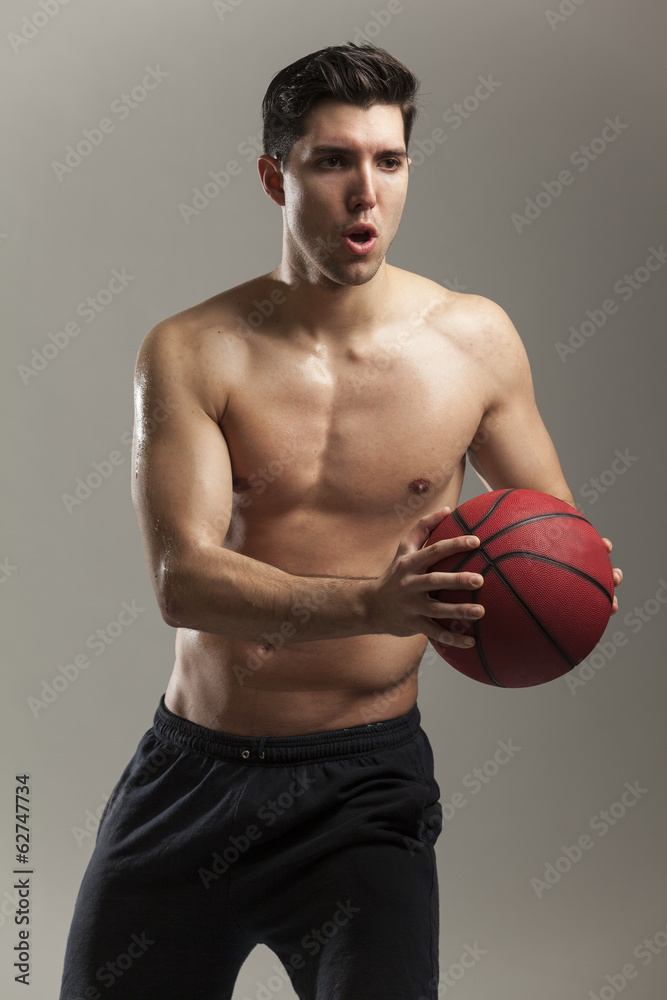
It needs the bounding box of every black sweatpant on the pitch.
[59,693,443,1000]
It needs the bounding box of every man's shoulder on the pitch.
[393,267,515,348]
[145,275,265,343]
[137,276,273,384]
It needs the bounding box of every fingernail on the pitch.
[463,637,475,647]
[467,536,480,547]
[471,575,483,586]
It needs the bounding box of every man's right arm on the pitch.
[130,322,483,647]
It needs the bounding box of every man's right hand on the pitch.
[366,506,485,646]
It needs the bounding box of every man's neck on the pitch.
[266,259,396,344]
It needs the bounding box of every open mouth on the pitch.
[341,228,378,254]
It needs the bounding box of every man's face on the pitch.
[278,99,412,286]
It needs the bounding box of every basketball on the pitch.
[422,489,615,687]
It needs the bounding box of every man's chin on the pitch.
[320,257,385,287]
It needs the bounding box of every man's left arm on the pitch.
[463,295,623,612]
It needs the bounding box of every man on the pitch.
[60,42,622,1000]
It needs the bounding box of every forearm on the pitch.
[159,543,375,642]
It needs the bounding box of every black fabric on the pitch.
[59,693,443,1000]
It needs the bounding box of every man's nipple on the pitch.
[408,478,431,494]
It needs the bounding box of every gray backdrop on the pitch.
[2,1,666,997]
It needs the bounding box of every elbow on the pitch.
[156,559,190,628]
[160,596,182,628]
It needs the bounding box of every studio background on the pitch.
[2,1,666,997]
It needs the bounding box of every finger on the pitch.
[420,569,485,592]
[613,568,623,586]
[601,537,612,552]
[425,621,476,648]
[426,596,484,620]
[611,596,618,614]
[418,534,480,568]
[419,505,452,528]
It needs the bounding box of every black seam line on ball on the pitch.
[488,559,577,668]
[492,551,613,603]
[452,510,505,686]
[472,618,505,687]
[448,511,587,573]
[452,509,576,669]
[468,489,515,533]
[480,511,588,549]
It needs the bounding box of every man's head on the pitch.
[261,42,422,171]
[258,43,422,288]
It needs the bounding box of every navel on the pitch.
[408,478,431,494]
[233,477,252,492]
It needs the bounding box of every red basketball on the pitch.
[422,489,614,687]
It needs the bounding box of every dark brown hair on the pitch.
[261,42,422,168]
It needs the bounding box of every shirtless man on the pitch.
[60,42,622,1000]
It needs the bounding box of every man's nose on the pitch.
[348,167,377,209]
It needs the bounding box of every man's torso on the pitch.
[164,266,492,734]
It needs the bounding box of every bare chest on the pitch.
[220,326,486,528]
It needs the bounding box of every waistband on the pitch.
[152,693,421,765]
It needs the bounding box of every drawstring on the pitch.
[257,735,272,760]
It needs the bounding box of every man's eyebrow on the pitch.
[309,145,407,158]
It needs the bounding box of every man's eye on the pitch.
[318,157,402,169]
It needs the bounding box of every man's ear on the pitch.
[257,155,286,206]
